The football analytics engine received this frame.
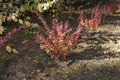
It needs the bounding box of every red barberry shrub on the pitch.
[35,20,82,60]
[79,3,103,30]
[105,3,119,14]
[32,3,103,60]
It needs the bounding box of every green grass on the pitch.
[97,67,118,80]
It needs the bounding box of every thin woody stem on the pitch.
[31,10,50,34]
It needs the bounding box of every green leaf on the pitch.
[0,26,4,35]
[32,2,38,9]
[26,16,30,20]
[25,21,30,27]
[12,48,19,54]
[6,45,12,53]
[0,56,7,62]
[25,0,29,2]
[18,19,23,24]
[11,15,16,21]
[24,29,30,35]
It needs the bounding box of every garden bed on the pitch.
[0,9,120,80]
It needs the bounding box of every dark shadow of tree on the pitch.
[102,14,120,26]
[66,31,120,64]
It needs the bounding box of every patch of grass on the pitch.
[0,56,7,62]
[0,74,7,80]
[97,72,112,80]
[97,67,117,80]
[19,77,28,80]
[49,69,70,80]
